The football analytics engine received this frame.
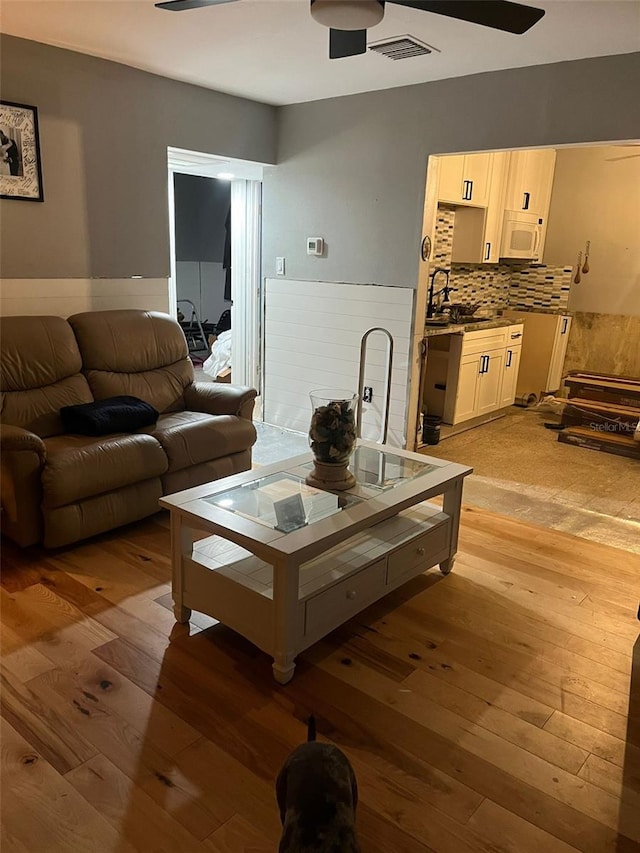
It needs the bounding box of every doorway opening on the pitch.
[413,140,640,553]
[167,147,264,402]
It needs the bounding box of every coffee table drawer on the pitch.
[387,521,450,586]
[304,559,386,639]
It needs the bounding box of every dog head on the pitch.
[276,717,359,853]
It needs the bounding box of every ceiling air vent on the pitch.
[368,35,439,60]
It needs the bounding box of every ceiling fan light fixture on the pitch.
[310,0,384,31]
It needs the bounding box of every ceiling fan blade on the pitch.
[329,28,367,59]
[390,1,545,34]
[155,0,237,11]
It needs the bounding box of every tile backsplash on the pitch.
[508,265,573,310]
[433,205,572,312]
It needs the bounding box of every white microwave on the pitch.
[500,210,543,261]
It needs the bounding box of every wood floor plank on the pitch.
[64,753,205,853]
[205,814,274,853]
[1,584,117,671]
[249,704,483,824]
[411,578,633,676]
[452,556,640,642]
[307,643,634,835]
[0,717,135,853]
[26,666,226,840]
[2,511,638,853]
[285,665,636,853]
[1,667,97,775]
[543,710,637,768]
[578,753,640,803]
[0,624,57,684]
[298,651,640,849]
[404,667,589,774]
[342,622,555,727]
[466,799,581,853]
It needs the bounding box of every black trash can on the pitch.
[422,414,441,445]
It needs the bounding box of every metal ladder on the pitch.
[356,327,394,444]
[177,299,208,354]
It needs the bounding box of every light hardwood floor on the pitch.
[1,505,639,852]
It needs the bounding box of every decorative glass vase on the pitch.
[306,389,358,491]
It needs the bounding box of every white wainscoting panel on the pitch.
[263,279,414,448]
[0,278,170,317]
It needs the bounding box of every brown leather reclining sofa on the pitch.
[0,309,257,548]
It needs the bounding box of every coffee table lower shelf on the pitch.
[174,502,453,683]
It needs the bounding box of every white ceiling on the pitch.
[2,0,639,106]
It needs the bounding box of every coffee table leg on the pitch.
[440,477,463,575]
[272,656,296,685]
[272,559,299,685]
[171,513,192,623]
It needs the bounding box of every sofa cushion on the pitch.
[60,395,158,437]
[141,411,257,473]
[68,310,194,413]
[0,316,93,437]
[42,433,168,508]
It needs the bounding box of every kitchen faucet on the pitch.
[427,268,455,318]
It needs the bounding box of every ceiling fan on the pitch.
[155,0,545,59]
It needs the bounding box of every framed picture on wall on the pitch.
[0,100,44,202]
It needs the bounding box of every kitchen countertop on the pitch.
[500,307,574,316]
[424,317,516,337]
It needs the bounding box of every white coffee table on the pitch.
[160,441,472,684]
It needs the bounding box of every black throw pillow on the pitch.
[60,395,159,437]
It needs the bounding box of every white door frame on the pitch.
[167,147,265,393]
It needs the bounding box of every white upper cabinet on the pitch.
[481,151,508,263]
[438,153,493,207]
[504,149,557,215]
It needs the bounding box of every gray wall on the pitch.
[262,53,640,288]
[0,35,276,279]
[174,174,230,263]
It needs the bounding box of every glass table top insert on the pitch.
[204,446,439,533]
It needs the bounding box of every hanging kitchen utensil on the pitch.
[574,252,582,285]
[582,240,590,274]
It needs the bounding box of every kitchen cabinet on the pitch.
[451,346,506,422]
[502,311,571,398]
[481,151,508,263]
[500,335,523,407]
[446,152,508,264]
[504,149,556,216]
[438,153,493,207]
[438,324,524,425]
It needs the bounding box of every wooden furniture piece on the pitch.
[160,441,471,684]
[559,371,640,459]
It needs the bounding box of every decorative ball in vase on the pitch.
[306,390,358,491]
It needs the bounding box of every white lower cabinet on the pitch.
[441,324,524,425]
[477,348,506,415]
[455,353,482,421]
[500,344,522,407]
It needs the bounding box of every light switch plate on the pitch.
[276,257,285,275]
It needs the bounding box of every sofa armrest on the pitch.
[184,382,257,420]
[0,424,46,463]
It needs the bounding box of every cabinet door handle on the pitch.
[468,180,473,201]
[484,242,491,261]
[506,349,513,368]
[561,318,568,335]
[346,590,357,600]
[479,354,489,374]
[462,180,470,200]
[522,191,530,210]
[510,332,522,339]
[416,547,425,556]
